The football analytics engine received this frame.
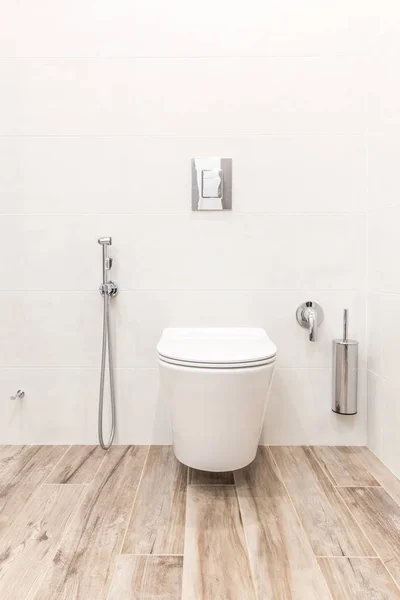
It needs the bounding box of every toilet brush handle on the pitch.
[343,309,348,342]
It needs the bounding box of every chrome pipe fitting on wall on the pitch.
[296,301,324,342]
[98,237,118,298]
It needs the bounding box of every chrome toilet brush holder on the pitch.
[332,309,358,415]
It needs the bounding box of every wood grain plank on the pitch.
[339,486,400,587]
[311,446,379,487]
[189,469,234,485]
[182,485,255,600]
[318,557,400,599]
[122,446,187,555]
[45,446,106,484]
[109,555,183,600]
[0,484,83,600]
[350,447,400,506]
[234,447,331,599]
[33,445,148,600]
[0,446,69,537]
[271,446,375,557]
[0,446,28,479]
[0,446,69,487]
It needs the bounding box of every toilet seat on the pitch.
[157,327,277,370]
[157,355,276,369]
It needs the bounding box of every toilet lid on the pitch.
[157,328,277,368]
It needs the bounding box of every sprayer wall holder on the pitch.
[99,282,118,297]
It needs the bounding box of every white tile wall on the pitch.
[1,213,366,292]
[2,0,376,58]
[0,290,366,370]
[367,370,385,456]
[262,368,367,445]
[367,21,400,476]
[0,135,366,215]
[0,57,367,136]
[368,292,400,385]
[368,206,400,294]
[0,367,169,444]
[368,130,400,211]
[0,1,371,445]
[367,371,400,476]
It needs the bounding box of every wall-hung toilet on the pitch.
[157,328,277,472]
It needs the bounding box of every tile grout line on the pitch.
[322,455,400,592]
[39,442,107,584]
[84,446,110,486]
[347,446,400,510]
[0,289,363,294]
[333,493,400,592]
[306,445,388,565]
[342,445,380,487]
[309,446,380,489]
[367,368,400,387]
[117,444,151,554]
[186,478,256,598]
[335,485,382,488]
[43,446,109,486]
[121,553,185,557]
[0,133,367,139]
[105,444,151,600]
[343,450,400,589]
[315,555,383,559]
[308,446,344,488]
[185,483,238,488]
[289,445,400,589]
[41,444,72,484]
[307,446,394,569]
[182,465,191,599]
[0,445,72,547]
[0,55,344,59]
[267,446,335,600]
[189,483,236,486]
[139,555,151,599]
[308,446,338,487]
[39,483,87,488]
[41,445,69,484]
[181,468,189,599]
[232,473,259,600]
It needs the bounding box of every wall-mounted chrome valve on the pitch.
[296,301,324,342]
[11,389,25,400]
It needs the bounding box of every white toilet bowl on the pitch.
[157,328,277,472]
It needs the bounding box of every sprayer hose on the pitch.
[98,292,116,450]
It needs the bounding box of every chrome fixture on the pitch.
[332,308,358,415]
[192,158,232,211]
[296,301,324,342]
[10,389,25,400]
[98,237,119,450]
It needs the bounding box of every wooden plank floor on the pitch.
[0,445,399,599]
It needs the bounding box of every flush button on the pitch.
[191,158,232,211]
[202,169,223,198]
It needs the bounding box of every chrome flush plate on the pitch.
[191,158,232,211]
